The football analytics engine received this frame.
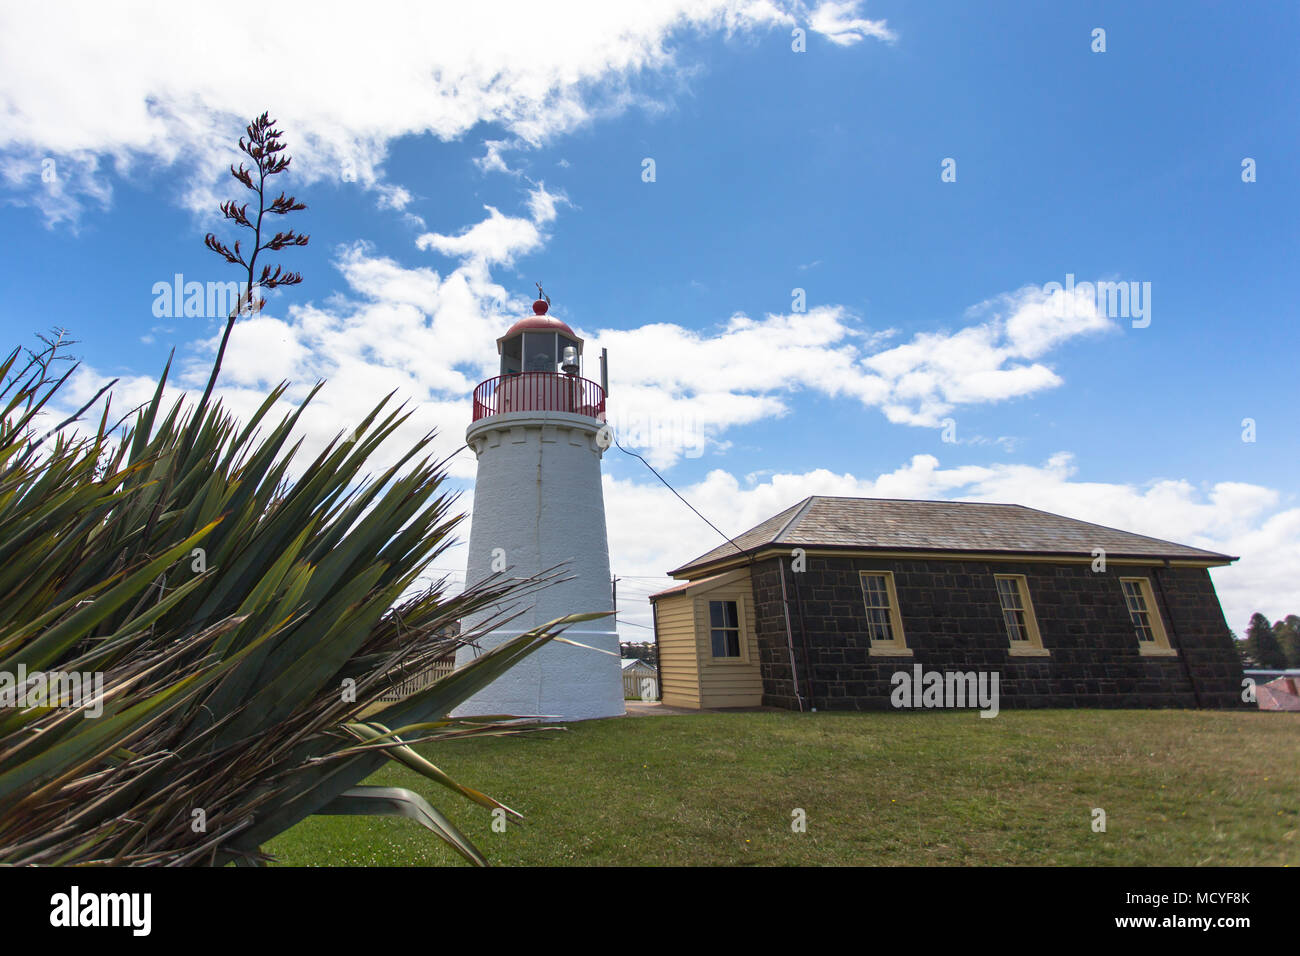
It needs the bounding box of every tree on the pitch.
[1273,615,1300,668]
[1245,612,1287,669]
[620,641,657,665]
[1230,629,1258,667]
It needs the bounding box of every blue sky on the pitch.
[1,1,1296,638]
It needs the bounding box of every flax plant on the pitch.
[0,114,591,866]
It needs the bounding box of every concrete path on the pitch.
[622,700,705,716]
[622,700,774,716]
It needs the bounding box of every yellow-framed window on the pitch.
[994,574,1047,654]
[859,571,909,654]
[707,599,742,659]
[1119,577,1174,654]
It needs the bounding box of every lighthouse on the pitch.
[452,290,625,721]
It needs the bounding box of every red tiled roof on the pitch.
[649,570,739,601]
[1257,677,1300,711]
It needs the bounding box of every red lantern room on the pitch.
[472,289,607,422]
[496,297,584,376]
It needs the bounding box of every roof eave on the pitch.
[668,542,1237,579]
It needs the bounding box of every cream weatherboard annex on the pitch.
[452,293,624,721]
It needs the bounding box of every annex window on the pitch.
[1120,577,1173,654]
[709,600,741,658]
[995,574,1047,655]
[859,571,909,655]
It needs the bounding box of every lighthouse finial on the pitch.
[532,282,552,315]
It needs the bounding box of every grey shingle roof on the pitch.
[669,496,1235,575]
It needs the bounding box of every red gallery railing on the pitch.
[472,372,606,422]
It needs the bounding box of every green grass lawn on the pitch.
[266,709,1300,866]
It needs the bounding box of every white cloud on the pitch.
[35,163,1121,493]
[0,0,893,224]
[861,284,1117,426]
[0,151,114,229]
[375,185,414,211]
[807,0,896,45]
[598,283,1115,466]
[525,183,566,225]
[69,235,1117,480]
[416,204,546,266]
[474,139,522,176]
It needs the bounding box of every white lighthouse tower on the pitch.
[452,290,624,721]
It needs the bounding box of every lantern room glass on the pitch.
[502,331,581,376]
[500,334,522,375]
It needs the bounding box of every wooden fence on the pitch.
[377,657,457,702]
[622,669,659,700]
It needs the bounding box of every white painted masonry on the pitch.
[452,410,624,721]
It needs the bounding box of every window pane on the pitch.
[861,575,897,643]
[709,601,724,628]
[711,627,740,658]
[1132,613,1153,641]
[862,575,887,606]
[1123,580,1148,613]
[1123,581,1156,642]
[522,332,555,371]
[996,579,1032,643]
[723,601,738,629]
[997,577,1023,610]
[867,607,894,642]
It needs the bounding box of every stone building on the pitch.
[649,496,1247,711]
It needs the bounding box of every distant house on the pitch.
[1251,673,1300,711]
[649,496,1248,712]
[621,658,658,700]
